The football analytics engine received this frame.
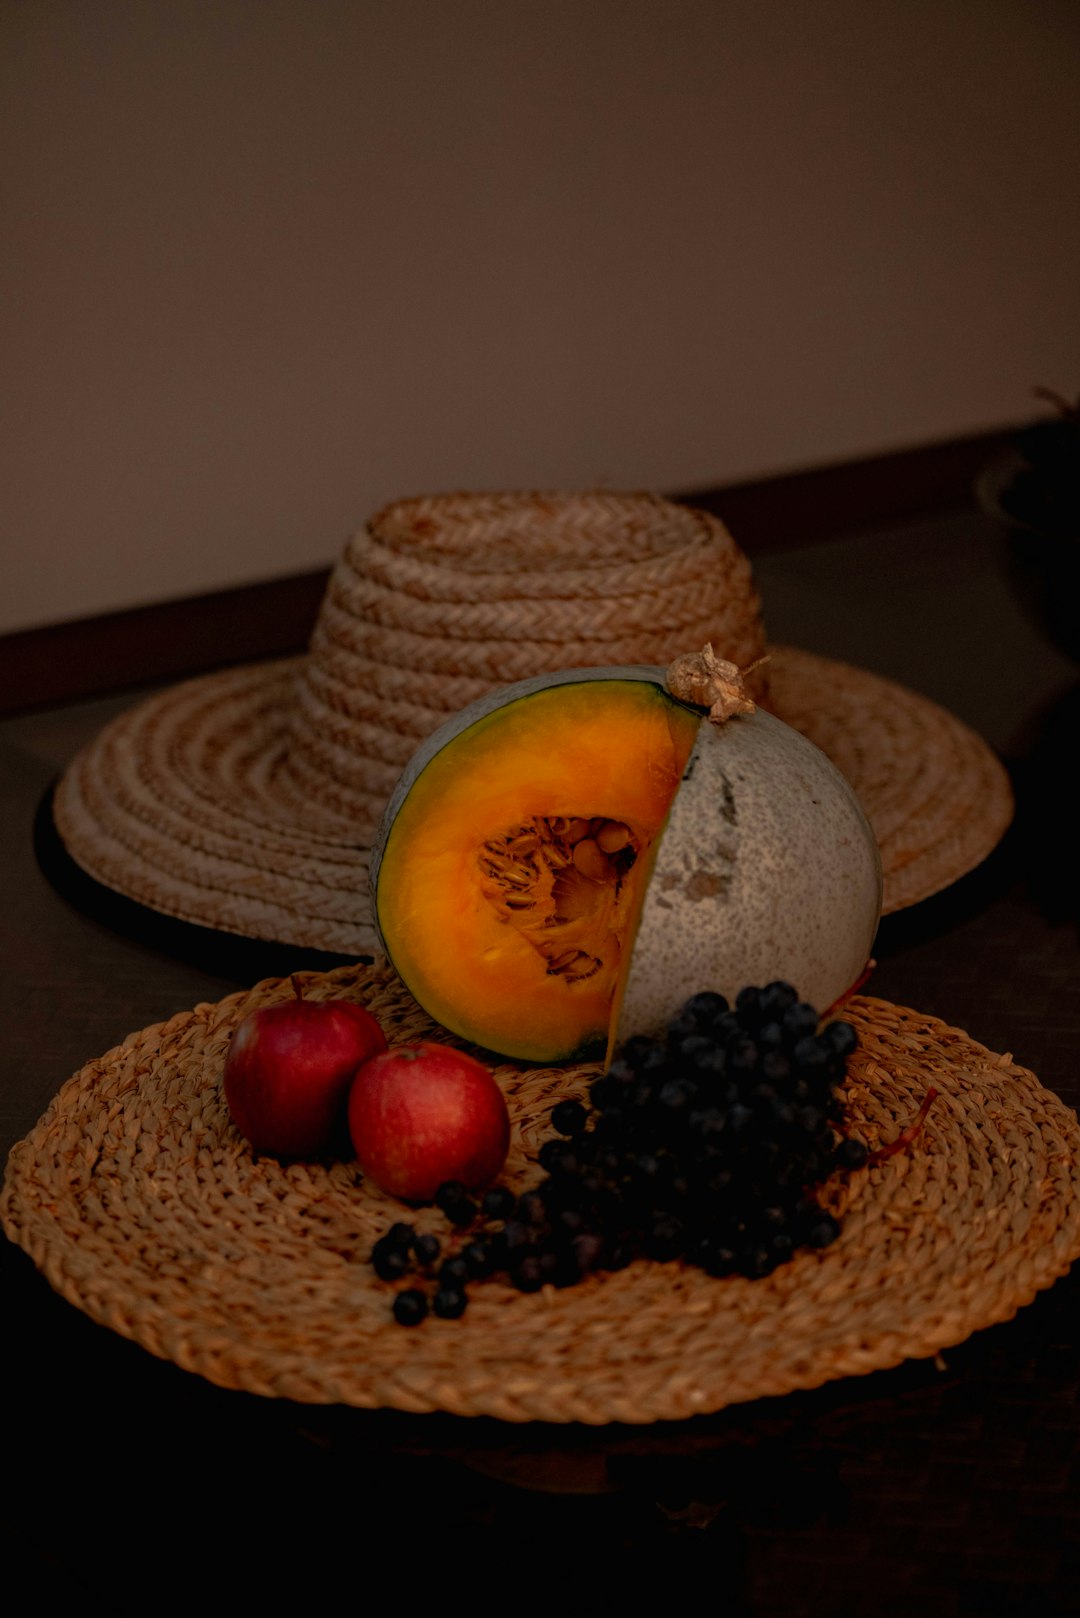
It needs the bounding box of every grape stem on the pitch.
[820,958,876,1022]
[868,1087,938,1164]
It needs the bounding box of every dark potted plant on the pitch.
[978,386,1080,539]
[978,387,1080,661]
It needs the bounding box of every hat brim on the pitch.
[48,646,1013,958]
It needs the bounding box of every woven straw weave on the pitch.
[52,647,1014,954]
[766,648,1014,913]
[282,491,767,831]
[4,964,1078,1424]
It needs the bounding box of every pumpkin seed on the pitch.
[546,948,602,981]
[596,820,632,854]
[572,839,611,881]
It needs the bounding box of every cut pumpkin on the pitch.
[373,674,699,1061]
[371,655,883,1065]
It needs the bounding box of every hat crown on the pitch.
[283,490,768,836]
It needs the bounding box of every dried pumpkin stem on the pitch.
[666,644,768,725]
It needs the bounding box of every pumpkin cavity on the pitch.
[479,815,641,985]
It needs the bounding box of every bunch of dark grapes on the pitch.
[372,981,869,1324]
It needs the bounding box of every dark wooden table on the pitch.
[3,503,1079,1613]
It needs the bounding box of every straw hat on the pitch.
[51,490,1013,957]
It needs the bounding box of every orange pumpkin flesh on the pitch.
[375,679,699,1062]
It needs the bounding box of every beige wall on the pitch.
[3,0,1079,634]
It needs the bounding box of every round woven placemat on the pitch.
[5,963,1077,1425]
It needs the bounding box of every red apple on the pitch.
[347,1042,510,1201]
[223,977,387,1156]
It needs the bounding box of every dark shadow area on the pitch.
[7,1219,1077,1610]
[1004,526,1080,668]
[872,814,1019,961]
[1004,680,1080,930]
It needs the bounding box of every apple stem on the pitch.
[290,974,305,1002]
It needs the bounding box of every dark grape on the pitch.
[703,1243,737,1278]
[433,1285,468,1320]
[823,1020,858,1058]
[590,1075,625,1110]
[684,1041,727,1078]
[606,1055,638,1088]
[735,986,763,1028]
[412,1232,441,1267]
[762,1049,792,1084]
[549,1248,583,1288]
[806,1212,841,1249]
[517,1189,547,1226]
[551,1098,588,1137]
[836,1137,869,1170]
[706,1166,733,1198]
[619,1035,666,1072]
[792,1035,830,1076]
[758,981,798,1018]
[666,1008,702,1045]
[758,1020,784,1050]
[434,1181,479,1226]
[371,1236,410,1282]
[682,989,730,1023]
[729,1038,760,1078]
[738,1245,777,1279]
[633,1151,662,1183]
[592,1104,626,1140]
[658,1078,697,1114]
[783,1001,820,1041]
[728,1103,753,1135]
[511,1254,544,1292]
[545,1143,581,1179]
[645,1216,684,1262]
[392,1289,428,1326]
[502,1219,532,1253]
[481,1185,516,1220]
[572,1231,605,1272]
[461,1240,495,1278]
[689,1106,726,1142]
